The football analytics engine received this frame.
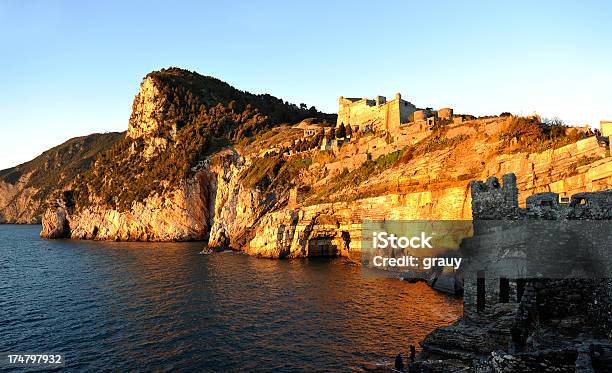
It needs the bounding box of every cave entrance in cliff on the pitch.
[307,237,338,257]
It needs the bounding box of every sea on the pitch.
[0,225,461,372]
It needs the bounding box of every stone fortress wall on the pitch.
[419,173,612,372]
[336,93,416,134]
[336,92,460,136]
[330,92,465,174]
[466,173,612,313]
[602,120,612,138]
[419,173,612,371]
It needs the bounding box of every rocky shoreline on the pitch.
[37,174,612,372]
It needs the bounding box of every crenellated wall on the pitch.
[336,94,416,134]
[421,173,612,371]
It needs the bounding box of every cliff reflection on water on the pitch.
[0,225,462,372]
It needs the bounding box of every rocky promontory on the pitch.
[1,67,605,257]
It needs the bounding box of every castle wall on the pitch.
[464,173,612,327]
[438,108,453,120]
[602,121,612,138]
[386,99,416,134]
[336,95,416,134]
[337,98,387,131]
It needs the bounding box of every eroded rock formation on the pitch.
[40,208,69,239]
[53,174,211,241]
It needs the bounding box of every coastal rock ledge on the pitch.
[40,208,69,239]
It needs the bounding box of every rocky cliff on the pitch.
[240,119,611,259]
[0,132,122,223]
[38,67,330,241]
[32,68,611,256]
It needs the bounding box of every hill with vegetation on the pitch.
[1,67,334,225]
[8,67,603,246]
[0,132,123,223]
[71,67,333,212]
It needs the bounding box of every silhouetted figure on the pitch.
[510,325,523,353]
[394,353,404,372]
[409,345,416,363]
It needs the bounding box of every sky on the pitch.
[1,0,611,170]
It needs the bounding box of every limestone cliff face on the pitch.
[40,148,270,243]
[127,76,172,158]
[40,208,69,238]
[128,76,166,140]
[484,136,612,202]
[243,138,611,259]
[0,174,40,224]
[205,150,265,249]
[41,173,211,241]
[245,186,472,259]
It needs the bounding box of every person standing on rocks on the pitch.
[394,353,404,372]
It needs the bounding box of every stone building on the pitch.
[438,107,453,120]
[601,120,612,138]
[336,93,416,134]
[419,173,612,372]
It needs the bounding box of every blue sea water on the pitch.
[0,225,461,372]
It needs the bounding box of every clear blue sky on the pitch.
[1,0,611,170]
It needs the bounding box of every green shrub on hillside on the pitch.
[498,116,588,153]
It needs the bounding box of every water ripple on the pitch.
[0,225,462,372]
